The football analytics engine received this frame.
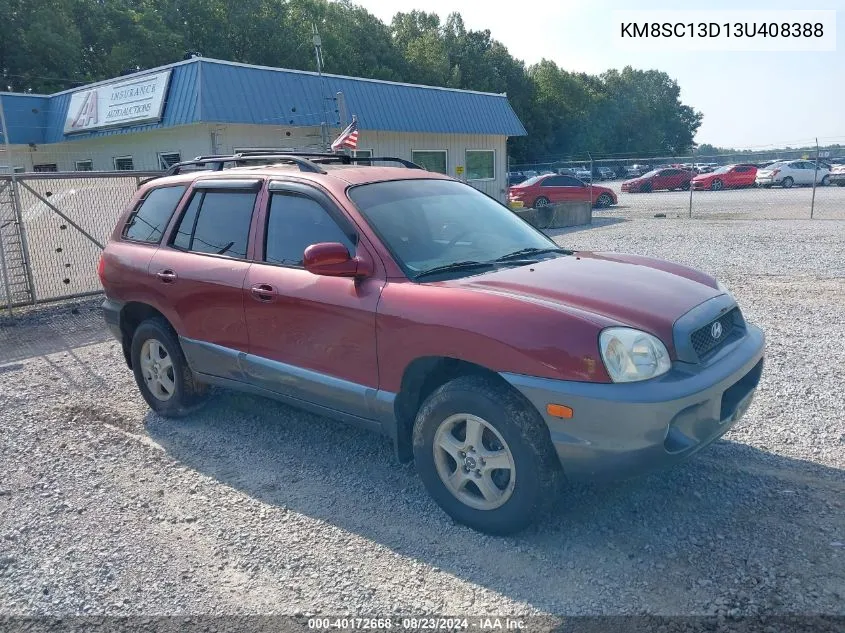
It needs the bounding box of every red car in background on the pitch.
[508,174,618,209]
[621,168,693,193]
[691,164,758,191]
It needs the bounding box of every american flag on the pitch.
[330,117,359,151]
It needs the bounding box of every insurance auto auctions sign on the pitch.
[63,70,171,134]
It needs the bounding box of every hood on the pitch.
[444,252,722,351]
[692,173,714,181]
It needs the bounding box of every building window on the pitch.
[466,150,495,181]
[114,156,134,171]
[158,152,182,170]
[348,149,373,165]
[34,164,58,173]
[75,160,94,172]
[412,150,447,175]
[0,166,25,174]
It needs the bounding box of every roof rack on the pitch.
[162,151,424,176]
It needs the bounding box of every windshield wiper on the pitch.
[493,247,573,262]
[414,260,496,280]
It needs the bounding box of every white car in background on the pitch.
[829,163,845,187]
[755,160,831,188]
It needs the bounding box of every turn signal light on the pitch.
[546,404,574,419]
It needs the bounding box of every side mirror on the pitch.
[303,242,373,278]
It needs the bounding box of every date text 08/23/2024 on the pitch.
[307,617,526,630]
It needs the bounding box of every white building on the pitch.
[0,57,527,201]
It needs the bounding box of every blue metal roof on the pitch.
[0,57,526,145]
[0,93,49,145]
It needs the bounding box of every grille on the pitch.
[691,308,740,358]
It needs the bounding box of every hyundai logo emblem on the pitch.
[711,321,723,339]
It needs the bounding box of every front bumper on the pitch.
[501,324,765,481]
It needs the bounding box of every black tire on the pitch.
[781,176,794,189]
[821,175,830,186]
[412,375,564,535]
[595,193,613,208]
[680,181,691,191]
[711,179,723,191]
[533,196,550,209]
[131,318,206,417]
[640,182,652,193]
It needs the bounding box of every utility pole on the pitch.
[313,23,330,152]
[811,137,819,219]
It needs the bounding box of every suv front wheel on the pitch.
[130,318,206,417]
[413,375,563,535]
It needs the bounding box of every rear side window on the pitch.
[170,191,257,259]
[264,193,354,267]
[123,186,186,243]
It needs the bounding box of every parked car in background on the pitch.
[828,163,845,186]
[522,170,539,180]
[625,164,650,178]
[508,174,617,208]
[755,160,831,188]
[556,168,577,177]
[507,172,527,187]
[574,166,592,182]
[692,164,758,191]
[595,166,615,180]
[621,168,693,193]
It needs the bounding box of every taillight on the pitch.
[97,253,106,286]
[771,169,780,177]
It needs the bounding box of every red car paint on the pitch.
[508,174,617,208]
[691,164,758,190]
[621,168,693,193]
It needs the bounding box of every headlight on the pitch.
[599,327,671,383]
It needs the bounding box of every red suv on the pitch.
[100,152,765,535]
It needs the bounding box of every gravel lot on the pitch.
[1,215,844,621]
[597,180,845,221]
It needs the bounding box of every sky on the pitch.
[355,0,844,149]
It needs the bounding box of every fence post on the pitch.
[588,152,594,210]
[810,137,819,219]
[689,147,695,218]
[0,183,12,315]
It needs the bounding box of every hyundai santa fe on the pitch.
[99,152,765,535]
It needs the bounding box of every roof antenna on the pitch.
[313,23,330,152]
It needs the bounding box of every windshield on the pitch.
[712,165,733,174]
[639,169,660,178]
[348,179,560,280]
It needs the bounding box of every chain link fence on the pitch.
[0,172,159,310]
[508,150,845,221]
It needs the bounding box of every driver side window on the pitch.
[264,193,354,267]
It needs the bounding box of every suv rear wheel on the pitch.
[131,318,206,417]
[412,375,563,535]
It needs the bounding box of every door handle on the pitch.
[155,269,177,283]
[250,283,277,302]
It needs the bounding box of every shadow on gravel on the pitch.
[0,298,111,365]
[145,392,845,615]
